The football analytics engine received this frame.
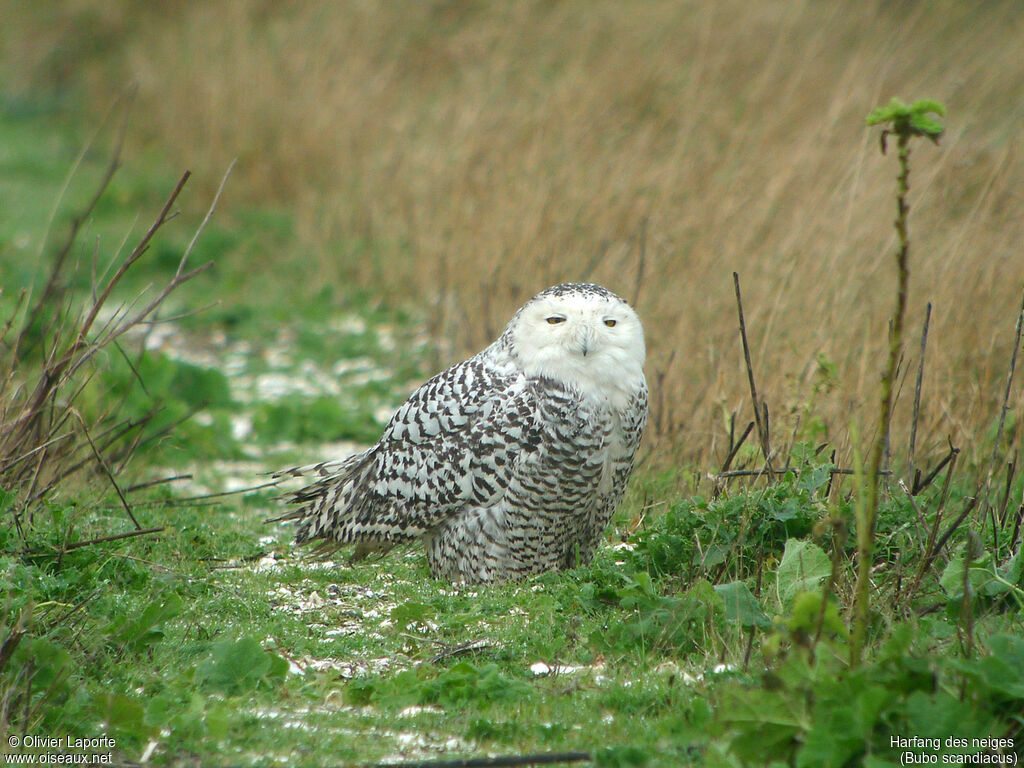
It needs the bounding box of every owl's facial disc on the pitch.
[531,296,639,358]
[508,286,646,398]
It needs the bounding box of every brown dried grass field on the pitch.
[6,0,1023,469]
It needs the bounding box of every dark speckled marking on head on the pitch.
[535,282,625,302]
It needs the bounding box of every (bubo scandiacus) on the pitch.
[273,283,647,584]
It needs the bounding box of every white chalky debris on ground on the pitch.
[118,311,403,419]
[398,705,443,718]
[231,414,253,440]
[327,316,367,335]
[529,661,588,676]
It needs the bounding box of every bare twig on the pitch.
[63,526,164,551]
[928,487,982,570]
[998,454,1017,528]
[144,478,282,508]
[909,444,960,598]
[714,466,890,479]
[27,415,154,501]
[987,293,1024,480]
[426,638,494,664]
[64,173,201,379]
[912,439,960,495]
[0,288,28,351]
[25,88,136,339]
[74,166,189,353]
[720,421,755,474]
[0,432,73,476]
[1010,499,1024,553]
[907,302,931,480]
[72,411,140,529]
[958,531,983,659]
[23,447,48,526]
[3,149,232,539]
[124,474,194,493]
[733,272,773,470]
[3,171,193,446]
[0,609,29,672]
[824,448,838,501]
[981,292,1024,545]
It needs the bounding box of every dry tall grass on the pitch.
[6,0,1023,469]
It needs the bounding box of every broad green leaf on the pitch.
[939,550,994,601]
[390,600,434,631]
[902,690,994,744]
[196,636,287,696]
[715,580,771,629]
[797,681,888,768]
[89,692,152,739]
[776,539,831,608]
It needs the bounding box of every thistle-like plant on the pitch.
[850,98,945,667]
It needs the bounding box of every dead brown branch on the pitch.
[1,120,233,541]
[907,302,931,480]
[63,526,165,552]
[733,272,773,470]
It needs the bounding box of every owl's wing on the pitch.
[282,355,542,554]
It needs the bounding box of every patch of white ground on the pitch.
[126,311,418,498]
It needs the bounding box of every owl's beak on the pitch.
[580,327,595,357]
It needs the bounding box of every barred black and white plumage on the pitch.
[273,283,647,584]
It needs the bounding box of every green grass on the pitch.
[5,474,1023,766]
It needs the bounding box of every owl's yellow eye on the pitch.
[604,319,617,327]
[546,316,566,325]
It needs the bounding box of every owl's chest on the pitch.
[514,376,640,484]
[523,397,612,479]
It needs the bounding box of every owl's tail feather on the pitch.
[270,452,368,489]
[265,449,376,542]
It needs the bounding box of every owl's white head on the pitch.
[503,283,646,407]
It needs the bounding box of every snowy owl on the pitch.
[273,283,647,583]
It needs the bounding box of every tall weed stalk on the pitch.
[850,98,945,666]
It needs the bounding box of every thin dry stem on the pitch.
[3,146,233,538]
[733,272,773,471]
[907,302,931,480]
[63,526,165,552]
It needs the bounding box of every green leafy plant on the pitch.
[583,574,724,658]
[628,448,830,584]
[195,636,289,696]
[774,539,832,610]
[345,661,532,709]
[851,97,945,666]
